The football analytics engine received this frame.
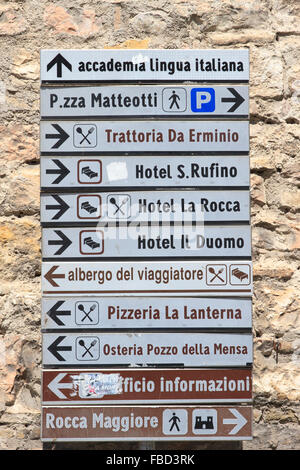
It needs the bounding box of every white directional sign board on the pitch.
[41,85,249,118]
[40,155,250,190]
[42,225,252,260]
[40,49,249,83]
[40,190,250,225]
[42,296,252,330]
[43,332,253,367]
[42,261,253,296]
[39,47,252,444]
[40,121,249,154]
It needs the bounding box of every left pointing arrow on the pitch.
[46,53,72,78]
[47,300,71,326]
[46,124,69,149]
[48,336,72,362]
[48,230,72,255]
[47,373,73,399]
[45,195,70,220]
[44,265,65,287]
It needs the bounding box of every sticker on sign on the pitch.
[42,260,252,296]
[40,49,249,82]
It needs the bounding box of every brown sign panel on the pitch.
[42,368,252,405]
[41,405,252,441]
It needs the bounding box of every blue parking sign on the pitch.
[191,88,215,113]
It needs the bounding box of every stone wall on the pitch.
[0,0,299,450]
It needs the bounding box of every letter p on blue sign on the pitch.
[191,88,215,112]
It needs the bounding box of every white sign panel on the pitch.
[43,332,253,367]
[42,296,252,330]
[42,261,253,296]
[42,225,251,260]
[40,85,249,118]
[40,121,249,154]
[40,49,249,83]
[40,155,250,190]
[40,190,250,225]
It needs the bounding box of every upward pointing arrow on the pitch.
[47,53,72,78]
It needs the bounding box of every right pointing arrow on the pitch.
[48,230,72,256]
[47,336,72,362]
[45,195,70,220]
[223,408,248,435]
[46,159,70,185]
[46,124,69,149]
[221,87,245,113]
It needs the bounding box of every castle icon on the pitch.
[194,415,214,430]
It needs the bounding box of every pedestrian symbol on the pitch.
[169,91,180,109]
[162,409,188,435]
[162,88,187,113]
[169,412,180,431]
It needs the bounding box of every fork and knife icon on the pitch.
[75,125,96,145]
[76,337,99,359]
[208,266,225,283]
[108,195,130,217]
[77,303,97,322]
[78,338,98,358]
